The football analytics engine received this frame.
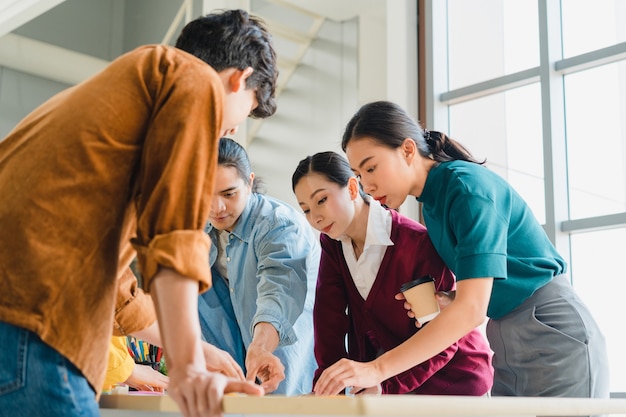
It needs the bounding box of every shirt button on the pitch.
[226,257,231,262]
[229,235,234,239]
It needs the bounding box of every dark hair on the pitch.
[175,9,278,118]
[341,101,484,164]
[218,137,265,194]
[292,151,368,201]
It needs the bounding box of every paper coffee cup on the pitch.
[399,275,440,323]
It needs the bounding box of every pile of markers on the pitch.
[126,336,167,375]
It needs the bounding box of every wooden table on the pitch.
[100,393,626,416]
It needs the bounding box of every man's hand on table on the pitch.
[245,345,285,393]
[168,366,263,417]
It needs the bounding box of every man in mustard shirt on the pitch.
[0,9,277,417]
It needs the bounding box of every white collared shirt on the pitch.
[339,196,394,300]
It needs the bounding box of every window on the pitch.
[561,0,626,58]
[564,62,626,219]
[570,227,626,392]
[447,0,539,89]
[424,0,626,392]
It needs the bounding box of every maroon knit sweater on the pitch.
[314,209,493,395]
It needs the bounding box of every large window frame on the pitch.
[420,0,626,393]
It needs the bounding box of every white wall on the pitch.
[242,0,419,216]
[247,17,358,207]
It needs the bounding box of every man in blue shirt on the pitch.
[198,138,319,395]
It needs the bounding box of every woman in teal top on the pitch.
[330,100,609,399]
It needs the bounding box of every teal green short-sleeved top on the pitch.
[417,160,566,319]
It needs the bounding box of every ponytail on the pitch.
[424,130,485,165]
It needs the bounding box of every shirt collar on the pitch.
[339,195,393,248]
[417,161,444,206]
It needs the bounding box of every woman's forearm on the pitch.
[374,278,491,381]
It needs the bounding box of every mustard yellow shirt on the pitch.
[103,337,135,391]
[0,45,223,393]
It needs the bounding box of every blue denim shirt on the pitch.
[200,193,319,394]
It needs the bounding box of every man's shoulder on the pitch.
[108,45,213,77]
[246,194,314,236]
[111,44,170,64]
[103,44,222,99]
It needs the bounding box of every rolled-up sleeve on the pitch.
[134,230,212,292]
[113,267,156,336]
[130,49,223,293]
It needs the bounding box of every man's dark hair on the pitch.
[218,137,265,194]
[175,9,278,118]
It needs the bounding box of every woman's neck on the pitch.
[411,157,439,198]
[346,197,369,259]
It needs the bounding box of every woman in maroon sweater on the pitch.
[292,151,493,396]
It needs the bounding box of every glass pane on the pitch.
[561,0,626,58]
[570,228,626,392]
[448,84,545,223]
[565,62,626,219]
[447,0,539,89]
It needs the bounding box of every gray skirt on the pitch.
[486,275,610,398]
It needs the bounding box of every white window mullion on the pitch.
[537,0,570,262]
[423,0,450,132]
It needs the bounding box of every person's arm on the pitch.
[133,320,245,381]
[313,277,492,396]
[251,219,311,344]
[379,341,458,394]
[376,277,491,374]
[151,268,262,417]
[124,364,170,392]
[245,322,284,392]
[131,321,161,345]
[377,228,460,394]
[243,216,315,390]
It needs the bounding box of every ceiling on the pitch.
[0,0,362,144]
[0,0,66,36]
